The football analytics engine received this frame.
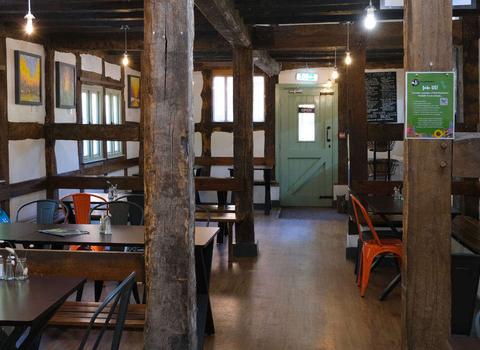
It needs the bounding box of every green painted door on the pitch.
[276,84,338,207]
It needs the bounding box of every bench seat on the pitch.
[49,301,145,330]
[195,205,235,213]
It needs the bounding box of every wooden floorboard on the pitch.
[40,208,401,349]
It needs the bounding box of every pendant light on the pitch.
[345,21,352,65]
[121,25,130,66]
[332,48,339,79]
[326,63,333,88]
[25,0,35,35]
[365,1,377,30]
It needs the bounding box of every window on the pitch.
[213,76,265,122]
[105,89,123,158]
[82,86,103,163]
[298,104,315,142]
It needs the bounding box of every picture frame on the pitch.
[55,61,76,109]
[14,50,42,105]
[128,75,140,109]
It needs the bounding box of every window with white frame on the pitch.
[213,76,265,122]
[105,89,123,158]
[82,86,103,163]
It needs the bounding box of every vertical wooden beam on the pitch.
[121,65,128,177]
[460,15,479,219]
[337,64,348,184]
[143,0,197,348]
[347,35,368,187]
[264,73,278,182]
[45,46,57,200]
[75,54,84,170]
[402,0,452,348]
[0,37,9,216]
[201,69,213,177]
[233,47,257,255]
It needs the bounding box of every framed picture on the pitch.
[128,75,140,108]
[14,50,42,105]
[55,62,76,109]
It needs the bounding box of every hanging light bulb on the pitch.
[345,21,352,65]
[121,25,130,66]
[365,1,377,30]
[326,79,332,88]
[332,47,339,79]
[25,0,35,35]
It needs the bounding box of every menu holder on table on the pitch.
[38,229,90,237]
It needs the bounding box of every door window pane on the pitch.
[298,104,315,142]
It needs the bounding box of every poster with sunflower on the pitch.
[405,72,455,140]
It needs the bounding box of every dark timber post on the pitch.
[402,0,452,348]
[143,0,197,348]
[0,37,8,216]
[233,47,257,256]
[45,46,57,200]
[201,70,213,177]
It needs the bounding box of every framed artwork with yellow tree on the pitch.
[128,75,140,108]
[14,50,42,105]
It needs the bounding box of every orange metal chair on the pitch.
[60,193,108,252]
[350,194,402,297]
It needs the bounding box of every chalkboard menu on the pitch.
[365,72,398,123]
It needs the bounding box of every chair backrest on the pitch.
[79,271,136,350]
[116,195,144,226]
[16,199,70,224]
[60,193,107,224]
[350,193,383,246]
[451,253,480,336]
[196,205,210,227]
[89,201,144,226]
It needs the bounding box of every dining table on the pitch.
[0,276,86,350]
[0,222,218,349]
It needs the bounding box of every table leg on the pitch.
[228,222,233,263]
[379,273,402,301]
[264,169,271,215]
[229,169,235,205]
[216,191,227,244]
[0,326,27,350]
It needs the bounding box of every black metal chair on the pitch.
[196,204,210,227]
[15,199,69,224]
[116,194,144,226]
[79,271,136,350]
[87,201,144,304]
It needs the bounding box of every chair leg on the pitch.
[354,238,362,276]
[94,280,103,302]
[357,253,363,287]
[132,282,141,304]
[76,285,84,302]
[361,252,377,297]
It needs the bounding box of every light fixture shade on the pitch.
[345,51,352,65]
[365,2,376,29]
[332,67,339,79]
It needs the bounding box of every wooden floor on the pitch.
[40,208,401,349]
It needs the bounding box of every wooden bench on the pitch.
[195,212,245,262]
[195,205,235,213]
[451,216,480,255]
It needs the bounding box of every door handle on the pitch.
[326,126,331,142]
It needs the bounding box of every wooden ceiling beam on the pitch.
[195,0,251,48]
[253,50,281,76]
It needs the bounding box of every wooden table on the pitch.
[228,165,273,215]
[447,337,480,350]
[0,223,52,243]
[0,223,218,350]
[0,276,86,349]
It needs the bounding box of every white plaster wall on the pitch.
[80,54,102,74]
[10,190,47,222]
[58,189,80,200]
[6,38,45,123]
[194,132,202,157]
[193,72,202,123]
[127,166,139,176]
[8,139,46,183]
[124,66,141,122]
[105,62,121,81]
[54,51,76,123]
[55,141,80,174]
[126,141,139,159]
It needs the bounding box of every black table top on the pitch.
[358,195,404,215]
[0,276,86,326]
[1,223,219,248]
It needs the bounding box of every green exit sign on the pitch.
[296,73,318,82]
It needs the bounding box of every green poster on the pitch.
[405,72,455,139]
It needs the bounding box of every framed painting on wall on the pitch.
[128,75,140,108]
[55,62,76,109]
[14,50,42,105]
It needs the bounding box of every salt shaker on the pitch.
[99,213,106,234]
[104,215,112,235]
[5,254,15,280]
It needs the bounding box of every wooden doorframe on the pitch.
[275,83,339,201]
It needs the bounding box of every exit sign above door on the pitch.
[296,73,318,82]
